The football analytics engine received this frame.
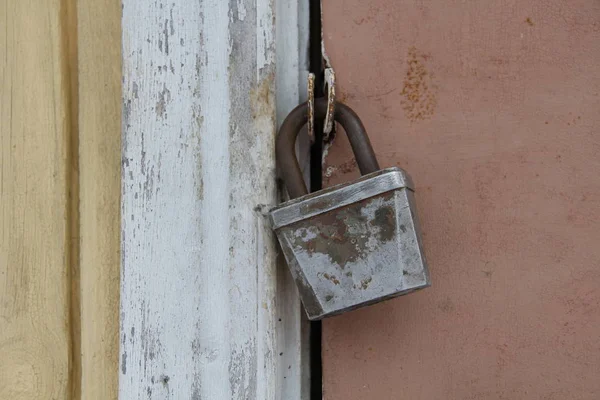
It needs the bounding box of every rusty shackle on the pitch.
[277,98,380,199]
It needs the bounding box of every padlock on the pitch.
[271,98,430,320]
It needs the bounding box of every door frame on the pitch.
[120,1,310,398]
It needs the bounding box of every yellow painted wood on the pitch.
[77,0,121,398]
[1,0,120,398]
[0,0,73,398]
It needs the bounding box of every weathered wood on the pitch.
[1,0,121,398]
[78,0,122,398]
[121,0,308,398]
[0,1,72,398]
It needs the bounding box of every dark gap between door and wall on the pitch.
[309,0,324,399]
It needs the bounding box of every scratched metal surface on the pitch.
[271,167,414,228]
[273,169,429,320]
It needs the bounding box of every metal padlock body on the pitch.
[271,99,430,320]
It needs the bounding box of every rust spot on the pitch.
[400,47,437,122]
[525,17,534,26]
[249,72,275,120]
[289,193,397,267]
[307,73,315,141]
[438,298,455,313]
[353,16,372,25]
[322,273,340,285]
[373,207,395,241]
[360,277,372,289]
[336,89,350,103]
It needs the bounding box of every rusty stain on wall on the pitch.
[249,71,275,121]
[400,47,437,122]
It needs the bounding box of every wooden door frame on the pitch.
[120,1,309,398]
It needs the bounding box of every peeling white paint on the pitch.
[236,0,247,21]
[320,5,332,69]
[275,0,311,398]
[320,6,336,167]
[121,0,308,398]
[322,142,332,167]
[324,165,337,178]
[257,0,275,73]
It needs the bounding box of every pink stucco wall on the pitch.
[322,1,600,398]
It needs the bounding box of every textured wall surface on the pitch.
[322,1,600,398]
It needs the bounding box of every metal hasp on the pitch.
[271,99,430,320]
